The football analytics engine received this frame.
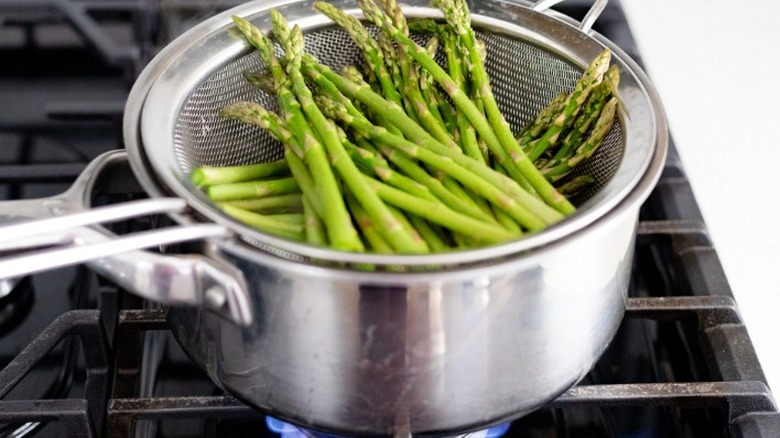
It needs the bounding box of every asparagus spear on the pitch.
[365,176,519,244]
[304,60,541,208]
[443,29,483,163]
[516,92,568,146]
[345,190,395,253]
[359,0,575,215]
[376,32,409,116]
[408,214,450,252]
[555,175,596,198]
[355,0,457,149]
[551,65,620,164]
[418,36,448,128]
[303,197,328,246]
[232,15,363,251]
[243,71,277,95]
[319,97,561,230]
[340,65,363,84]
[542,97,618,182]
[313,2,403,107]
[218,193,303,214]
[190,158,290,187]
[407,18,446,35]
[375,144,494,223]
[220,204,305,241]
[342,138,436,201]
[265,213,305,224]
[280,21,427,254]
[205,177,300,202]
[525,49,612,162]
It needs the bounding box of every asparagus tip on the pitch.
[190,168,206,187]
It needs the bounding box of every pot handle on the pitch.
[0,151,253,326]
[532,0,609,33]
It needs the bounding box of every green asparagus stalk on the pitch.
[354,0,457,149]
[218,193,303,214]
[365,176,519,244]
[438,94,460,135]
[305,61,545,210]
[303,196,328,246]
[220,101,302,156]
[205,177,299,201]
[314,1,403,108]
[516,92,568,146]
[190,158,290,187]
[220,204,305,241]
[243,71,277,95]
[408,214,450,251]
[281,23,427,254]
[525,49,612,162]
[407,18,446,35]
[342,137,436,201]
[266,213,305,224]
[345,190,395,253]
[418,36,448,128]
[232,15,363,251]
[341,65,368,86]
[555,175,596,198]
[319,97,560,230]
[542,97,618,182]
[376,144,493,223]
[387,206,428,250]
[552,65,620,163]
[376,32,408,112]
[360,0,574,214]
[443,30,483,163]
[219,100,323,219]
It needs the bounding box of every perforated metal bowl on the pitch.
[129,0,666,271]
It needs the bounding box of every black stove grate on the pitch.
[1,0,779,437]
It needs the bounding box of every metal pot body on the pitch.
[167,207,635,435]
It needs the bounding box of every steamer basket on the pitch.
[132,0,665,270]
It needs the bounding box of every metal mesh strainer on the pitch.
[134,0,663,270]
[176,26,623,196]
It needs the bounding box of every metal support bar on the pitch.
[0,309,111,434]
[54,0,139,68]
[0,399,95,438]
[552,381,778,423]
[106,395,254,437]
[626,295,742,327]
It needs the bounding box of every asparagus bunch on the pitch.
[190,0,621,254]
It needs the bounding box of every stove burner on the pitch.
[265,417,511,438]
[0,276,33,335]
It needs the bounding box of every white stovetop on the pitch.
[620,0,780,393]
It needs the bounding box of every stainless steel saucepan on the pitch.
[0,0,668,435]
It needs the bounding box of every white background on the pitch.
[620,0,780,393]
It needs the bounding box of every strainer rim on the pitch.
[134,0,667,268]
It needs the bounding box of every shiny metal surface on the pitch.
[136,0,662,268]
[0,0,669,433]
[0,152,253,326]
[120,0,667,434]
[169,207,635,435]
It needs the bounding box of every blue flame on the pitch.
[265,417,511,438]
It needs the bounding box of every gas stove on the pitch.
[1,0,779,437]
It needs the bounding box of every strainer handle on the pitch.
[532,0,609,33]
[0,151,253,326]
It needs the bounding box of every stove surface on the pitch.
[1,0,779,437]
